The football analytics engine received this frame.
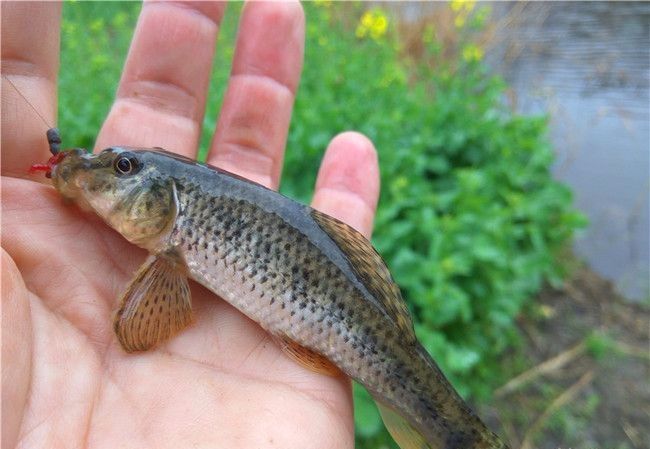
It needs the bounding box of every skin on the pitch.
[1,2,381,448]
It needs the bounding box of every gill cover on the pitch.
[52,148,179,250]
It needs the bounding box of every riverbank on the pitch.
[484,267,649,448]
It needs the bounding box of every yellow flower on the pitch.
[356,9,388,41]
[451,0,476,29]
[450,0,475,13]
[370,15,387,39]
[361,11,375,28]
[462,43,484,62]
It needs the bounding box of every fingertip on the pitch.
[312,132,380,238]
[243,0,305,31]
[158,1,226,26]
[326,131,379,164]
[316,131,380,209]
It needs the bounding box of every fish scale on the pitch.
[47,145,509,449]
[172,181,362,361]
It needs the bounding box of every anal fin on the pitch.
[275,336,341,376]
[374,398,436,449]
[113,255,192,353]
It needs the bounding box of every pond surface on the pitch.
[485,1,649,301]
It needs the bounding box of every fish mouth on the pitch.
[29,148,89,179]
[29,151,69,178]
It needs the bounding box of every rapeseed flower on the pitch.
[462,43,484,62]
[451,0,476,29]
[450,0,476,13]
[356,9,388,41]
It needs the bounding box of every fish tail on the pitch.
[373,343,510,449]
[417,342,510,449]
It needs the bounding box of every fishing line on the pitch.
[2,74,54,130]
[3,74,61,155]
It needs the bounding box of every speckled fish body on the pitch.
[49,146,508,449]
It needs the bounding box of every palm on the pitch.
[2,2,378,448]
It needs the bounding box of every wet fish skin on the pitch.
[50,147,509,449]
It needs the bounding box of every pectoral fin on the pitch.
[275,336,341,376]
[113,255,192,353]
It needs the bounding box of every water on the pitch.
[394,1,650,300]
[485,1,649,300]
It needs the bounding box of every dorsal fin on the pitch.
[310,209,416,342]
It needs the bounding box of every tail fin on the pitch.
[374,394,509,449]
[369,342,510,449]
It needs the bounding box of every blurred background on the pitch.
[57,2,648,448]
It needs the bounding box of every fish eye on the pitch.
[113,153,141,176]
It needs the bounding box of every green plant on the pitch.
[586,331,615,360]
[59,2,139,149]
[58,2,585,447]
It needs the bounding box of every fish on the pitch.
[34,130,509,449]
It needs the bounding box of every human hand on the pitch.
[1,2,380,448]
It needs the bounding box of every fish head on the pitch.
[50,147,178,250]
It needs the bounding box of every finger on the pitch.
[312,132,380,239]
[207,1,305,189]
[1,2,61,180]
[94,1,225,156]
